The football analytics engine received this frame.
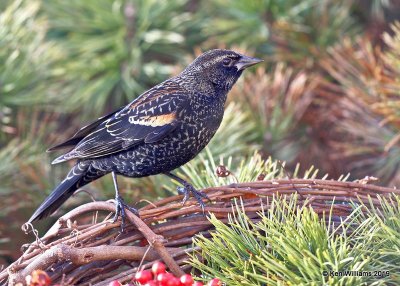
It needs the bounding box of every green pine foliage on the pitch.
[179,150,282,190]
[0,0,58,108]
[351,196,400,280]
[200,0,360,65]
[190,196,400,285]
[42,0,204,115]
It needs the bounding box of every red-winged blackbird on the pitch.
[28,49,262,229]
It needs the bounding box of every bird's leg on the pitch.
[164,172,210,211]
[111,171,139,232]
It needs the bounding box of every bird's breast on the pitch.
[184,93,226,131]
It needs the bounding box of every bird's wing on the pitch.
[47,107,124,152]
[52,81,187,163]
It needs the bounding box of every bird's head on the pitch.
[180,49,263,93]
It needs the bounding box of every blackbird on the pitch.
[28,49,263,229]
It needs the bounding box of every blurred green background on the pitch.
[1,0,400,266]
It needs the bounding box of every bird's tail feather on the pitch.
[51,153,71,165]
[28,162,91,223]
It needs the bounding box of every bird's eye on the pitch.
[223,58,232,66]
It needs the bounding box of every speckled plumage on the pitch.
[28,49,262,224]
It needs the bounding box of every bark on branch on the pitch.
[9,244,178,285]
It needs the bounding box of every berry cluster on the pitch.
[124,261,221,286]
[21,263,222,286]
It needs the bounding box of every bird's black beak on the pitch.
[235,55,263,71]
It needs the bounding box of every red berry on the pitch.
[134,270,153,284]
[166,277,181,286]
[157,272,174,286]
[144,281,158,286]
[108,280,122,286]
[152,261,167,275]
[192,282,204,286]
[30,270,52,286]
[140,238,149,246]
[180,274,194,286]
[207,278,222,286]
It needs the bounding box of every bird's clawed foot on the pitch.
[112,195,139,232]
[177,182,210,212]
